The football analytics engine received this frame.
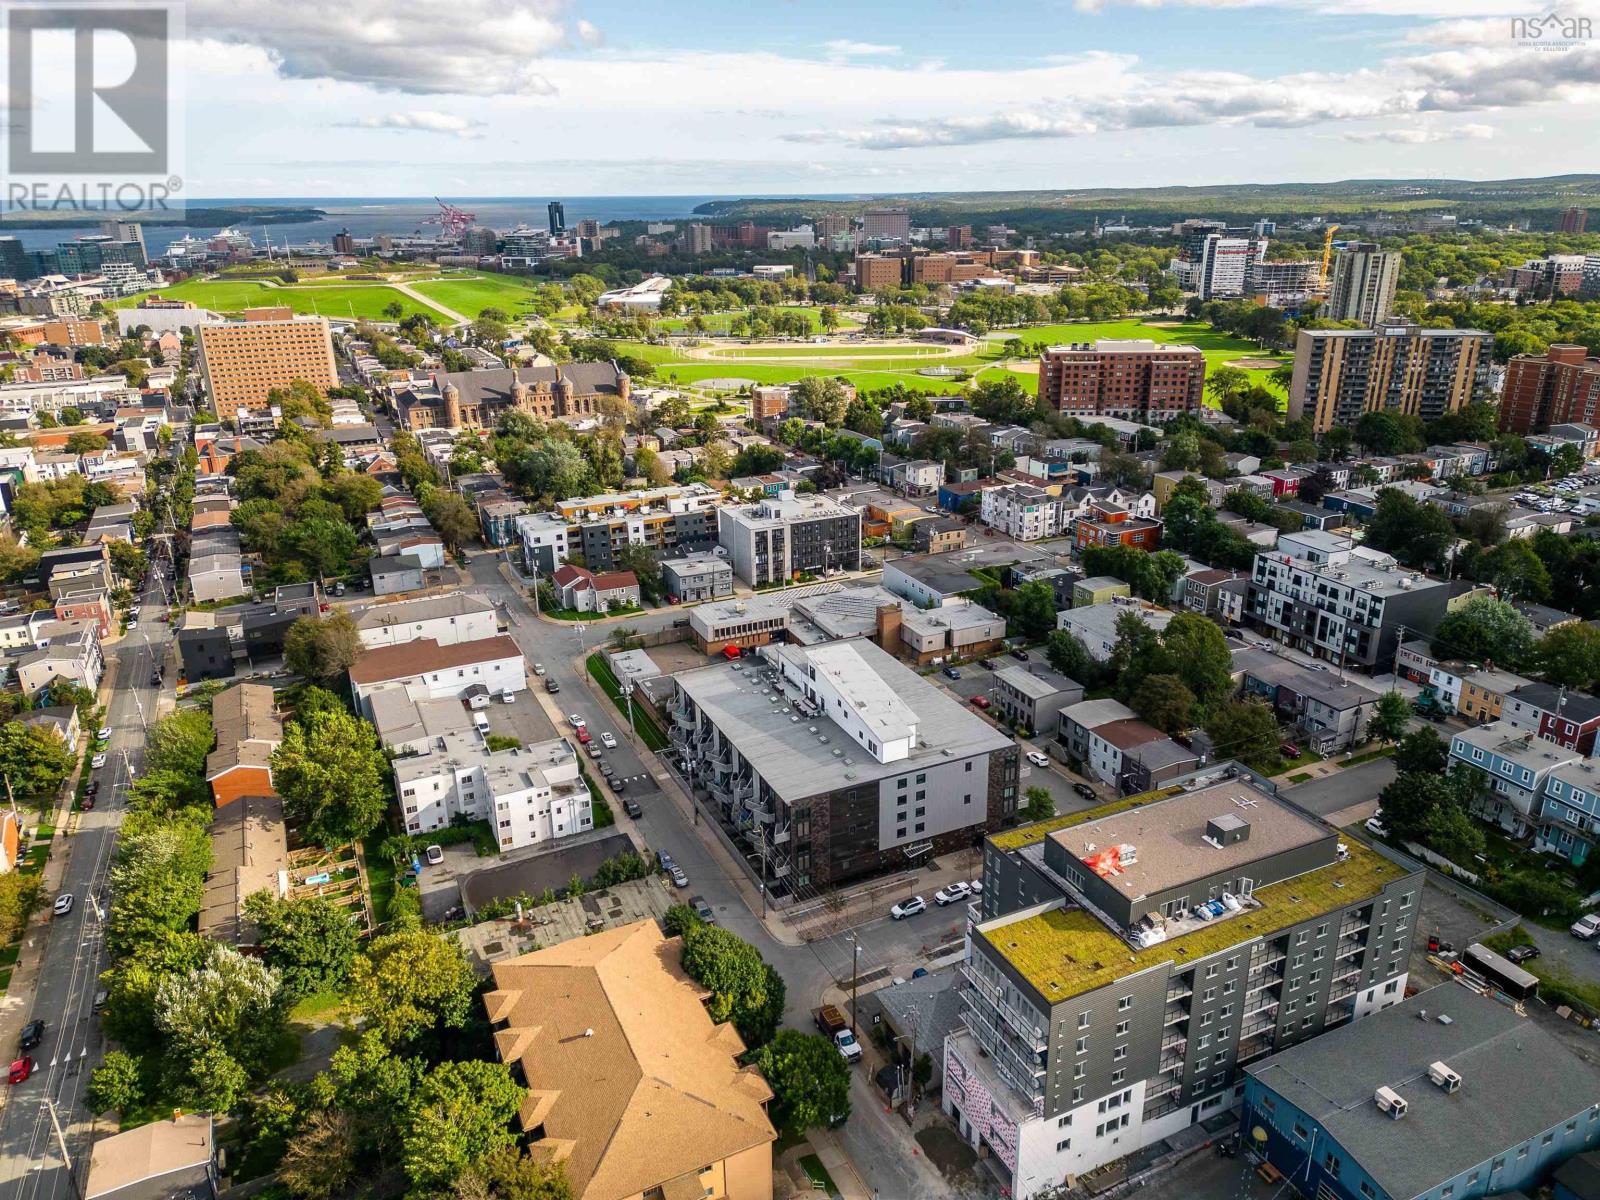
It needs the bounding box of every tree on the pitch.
[1159,614,1234,710]
[86,1049,143,1115]
[244,893,361,1001]
[1045,629,1097,685]
[284,612,363,681]
[108,540,148,584]
[749,1030,851,1136]
[1393,727,1447,777]
[0,873,41,944]
[1362,489,1456,570]
[382,301,405,321]
[456,1148,574,1200]
[402,1060,526,1194]
[1022,786,1055,822]
[154,941,286,1109]
[679,924,786,1049]
[1433,596,1536,670]
[792,377,849,425]
[327,472,383,523]
[1539,622,1600,691]
[65,430,107,455]
[1421,802,1486,865]
[1130,674,1196,734]
[1478,539,1551,602]
[347,930,478,1049]
[0,722,73,810]
[424,490,479,552]
[1009,580,1059,642]
[1369,691,1412,744]
[145,707,216,778]
[1203,699,1280,771]
[1379,771,1455,842]
[279,1109,359,1200]
[273,707,388,847]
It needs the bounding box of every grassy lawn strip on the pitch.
[360,832,396,923]
[1339,747,1395,768]
[798,1154,840,1197]
[1288,772,1314,784]
[586,653,669,751]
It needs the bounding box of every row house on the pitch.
[1074,500,1162,555]
[1449,722,1581,840]
[1501,682,1600,755]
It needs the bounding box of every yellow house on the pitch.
[1458,667,1533,723]
[485,921,777,1200]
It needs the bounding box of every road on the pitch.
[0,578,172,1200]
[459,552,971,1197]
[1279,757,1395,820]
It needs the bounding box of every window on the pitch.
[1442,1188,1453,1199]
[1076,1037,1088,1055]
[1110,1069,1126,1084]
[1073,1086,1084,1104]
[1113,1046,1128,1061]
[1078,1012,1091,1029]
[1360,1184,1376,1200]
[1118,995,1133,1011]
[1203,988,1216,1003]
[1323,1152,1341,1175]
[1293,1123,1309,1140]
[1115,1020,1129,1036]
[1075,1063,1086,1079]
[1057,1115,1072,1128]
[1543,1134,1555,1147]
[1197,1035,1210,1050]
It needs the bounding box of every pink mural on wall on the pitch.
[945,1042,1020,1173]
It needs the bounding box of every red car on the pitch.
[576,728,592,744]
[9,1057,32,1085]
[1279,741,1300,757]
[970,695,991,710]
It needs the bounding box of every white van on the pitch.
[473,711,491,735]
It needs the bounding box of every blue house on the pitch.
[1243,990,1600,1200]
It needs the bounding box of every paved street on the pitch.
[0,578,172,1200]
[1279,757,1394,820]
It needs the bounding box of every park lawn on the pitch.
[409,272,546,319]
[703,343,952,359]
[621,339,1007,393]
[115,278,453,322]
[652,305,860,335]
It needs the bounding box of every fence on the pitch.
[1366,837,1518,934]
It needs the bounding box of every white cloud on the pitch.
[186,0,576,94]
[1343,122,1496,142]
[824,39,902,56]
[576,19,604,46]
[338,111,487,137]
[1074,0,1537,14]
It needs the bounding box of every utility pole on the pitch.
[46,1099,82,1200]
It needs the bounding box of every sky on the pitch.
[153,0,1600,197]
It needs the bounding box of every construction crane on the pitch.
[425,197,477,240]
[1317,223,1341,291]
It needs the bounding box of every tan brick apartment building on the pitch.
[196,316,337,420]
[1498,344,1600,434]
[1036,338,1205,422]
[1288,321,1489,434]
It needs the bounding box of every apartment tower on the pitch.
[1324,243,1401,324]
[196,316,337,421]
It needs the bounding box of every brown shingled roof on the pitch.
[348,634,523,685]
[485,921,774,1200]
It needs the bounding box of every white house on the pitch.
[349,635,527,717]
[355,594,499,650]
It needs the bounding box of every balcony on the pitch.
[672,709,696,731]
[1245,969,1284,993]
[1163,1005,1190,1028]
[771,826,791,845]
[1165,980,1193,1002]
[1160,1034,1187,1055]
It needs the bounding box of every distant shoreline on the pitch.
[0,206,327,230]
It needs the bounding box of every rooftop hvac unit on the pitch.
[1375,1086,1407,1119]
[1427,1062,1461,1093]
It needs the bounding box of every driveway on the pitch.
[1279,757,1395,820]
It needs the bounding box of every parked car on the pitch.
[656,850,675,871]
[1026,751,1049,768]
[833,1028,863,1063]
[670,865,689,888]
[1073,783,1097,801]
[942,666,962,680]
[1364,817,1390,838]
[1571,914,1600,940]
[586,743,604,759]
[424,844,444,866]
[545,679,560,694]
[19,1020,43,1051]
[1279,741,1300,758]
[978,658,997,670]
[970,696,990,710]
[1507,944,1541,964]
[80,796,95,812]
[600,732,617,749]
[85,780,99,797]
[691,896,716,924]
[622,798,642,818]
[934,882,971,906]
[96,726,112,741]
[533,663,547,676]
[890,896,927,920]
[91,753,107,769]
[598,761,615,777]
[1009,648,1030,661]
[815,1005,849,1037]
[8,1057,32,1085]
[608,775,626,793]
[968,879,983,894]
[52,894,73,916]
[576,728,592,745]
[911,967,930,979]
[472,712,491,735]
[568,714,586,729]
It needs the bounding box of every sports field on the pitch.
[629,317,1289,399]
[409,272,546,319]
[114,276,453,322]
[652,306,862,334]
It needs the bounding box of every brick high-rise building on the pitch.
[1499,345,1600,434]
[854,252,904,293]
[1561,206,1588,234]
[947,224,973,249]
[196,317,337,421]
[1288,321,1489,434]
[862,206,910,242]
[682,223,712,255]
[1324,243,1400,324]
[1037,339,1205,423]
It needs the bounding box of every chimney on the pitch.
[875,600,902,654]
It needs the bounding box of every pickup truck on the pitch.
[833,1028,863,1063]
[814,1004,849,1038]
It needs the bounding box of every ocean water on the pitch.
[2,194,863,255]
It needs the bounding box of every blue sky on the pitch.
[165,0,1600,197]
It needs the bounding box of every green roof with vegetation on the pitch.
[990,787,1185,852]
[981,838,1411,1002]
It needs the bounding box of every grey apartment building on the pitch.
[716,489,862,587]
[1247,547,1450,670]
[669,640,1018,890]
[946,771,1422,1197]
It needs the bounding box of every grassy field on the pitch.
[628,316,1285,396]
[652,305,861,334]
[115,277,453,322]
[409,271,546,319]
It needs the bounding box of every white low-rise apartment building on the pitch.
[354,594,499,650]
[981,483,1064,542]
[392,730,592,851]
[348,634,527,717]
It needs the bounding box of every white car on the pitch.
[935,882,971,906]
[1572,914,1600,940]
[52,894,73,916]
[533,663,546,676]
[890,896,927,920]
[1026,751,1049,768]
[601,732,618,749]
[91,753,107,769]
[424,844,444,866]
[568,714,586,729]
[1364,817,1389,838]
[96,727,112,741]
[968,879,984,894]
